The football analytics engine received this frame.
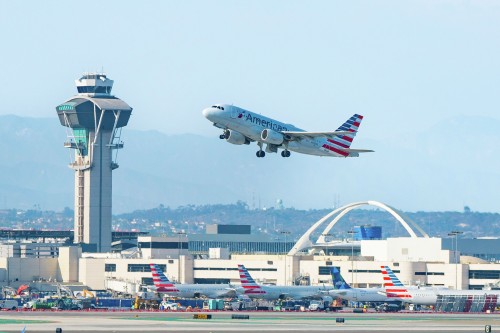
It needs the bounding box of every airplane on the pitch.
[327,267,393,302]
[202,104,373,158]
[237,264,332,300]
[149,263,236,299]
[381,265,500,306]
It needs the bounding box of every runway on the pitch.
[0,311,498,333]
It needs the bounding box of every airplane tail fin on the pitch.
[331,267,351,290]
[150,263,177,290]
[238,264,266,295]
[380,265,412,299]
[327,114,363,150]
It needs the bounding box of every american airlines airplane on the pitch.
[149,263,236,299]
[237,264,331,300]
[381,265,500,307]
[202,104,373,158]
[327,267,392,302]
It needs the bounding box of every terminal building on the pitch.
[1,201,500,300]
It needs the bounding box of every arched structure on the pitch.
[288,200,429,256]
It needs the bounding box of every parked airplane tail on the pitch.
[238,264,266,295]
[330,267,351,290]
[149,263,179,292]
[381,265,412,299]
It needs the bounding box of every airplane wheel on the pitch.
[219,134,225,139]
[281,150,291,157]
[256,151,265,158]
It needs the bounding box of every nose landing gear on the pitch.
[220,130,229,140]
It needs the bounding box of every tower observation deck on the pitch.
[56,73,132,252]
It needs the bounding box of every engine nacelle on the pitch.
[225,130,249,145]
[261,129,284,145]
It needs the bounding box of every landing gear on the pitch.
[256,142,265,158]
[281,150,291,158]
[219,129,229,140]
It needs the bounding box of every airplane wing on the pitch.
[281,130,356,141]
[343,149,374,153]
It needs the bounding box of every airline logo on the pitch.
[381,266,412,299]
[238,264,266,295]
[330,267,351,290]
[149,263,179,293]
[322,114,363,157]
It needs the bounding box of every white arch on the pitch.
[288,200,429,256]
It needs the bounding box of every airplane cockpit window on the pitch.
[211,105,225,110]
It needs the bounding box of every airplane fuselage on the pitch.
[240,285,331,300]
[329,288,392,303]
[155,284,234,299]
[203,104,360,157]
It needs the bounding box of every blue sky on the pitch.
[1,1,500,212]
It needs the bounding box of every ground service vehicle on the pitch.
[0,300,18,310]
[376,303,401,312]
[160,301,185,311]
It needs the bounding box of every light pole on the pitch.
[281,231,290,285]
[347,230,355,287]
[448,231,463,290]
[177,231,186,283]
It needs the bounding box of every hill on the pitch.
[0,115,499,213]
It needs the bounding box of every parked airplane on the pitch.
[327,267,392,302]
[381,265,500,306]
[149,263,236,299]
[237,264,331,300]
[203,104,373,158]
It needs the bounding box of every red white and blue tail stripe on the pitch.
[238,264,266,295]
[150,263,179,293]
[322,114,363,157]
[381,265,412,299]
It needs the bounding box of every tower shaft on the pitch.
[73,130,113,252]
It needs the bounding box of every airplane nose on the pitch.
[202,107,212,119]
[203,106,223,121]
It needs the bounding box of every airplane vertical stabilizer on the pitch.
[330,267,351,290]
[238,264,266,295]
[381,265,411,299]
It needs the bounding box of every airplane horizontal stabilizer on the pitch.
[342,148,374,153]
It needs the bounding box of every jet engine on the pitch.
[261,129,284,145]
[225,130,250,145]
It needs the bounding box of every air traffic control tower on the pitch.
[56,73,132,252]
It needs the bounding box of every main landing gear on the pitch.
[281,150,291,158]
[256,142,265,158]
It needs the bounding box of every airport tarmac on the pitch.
[0,311,498,333]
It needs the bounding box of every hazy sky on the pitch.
[1,1,500,212]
